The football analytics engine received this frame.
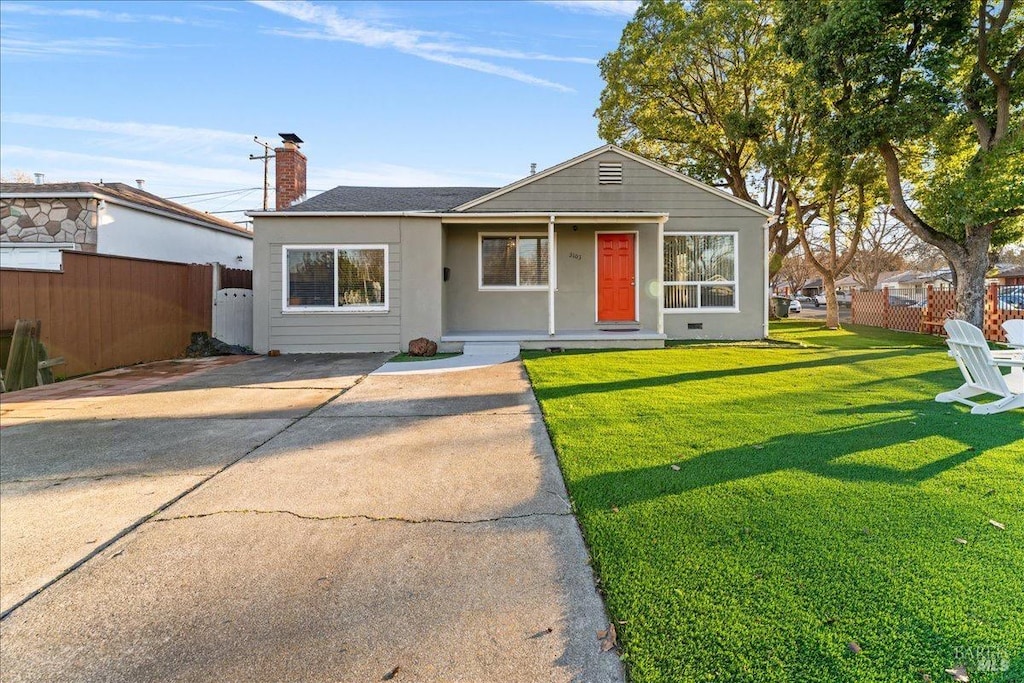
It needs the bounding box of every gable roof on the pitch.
[286,186,497,212]
[453,144,773,217]
[0,182,251,236]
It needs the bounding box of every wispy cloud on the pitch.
[194,3,242,13]
[0,145,257,189]
[1,113,254,157]
[252,0,582,91]
[272,28,595,65]
[0,36,165,58]
[536,1,639,17]
[0,145,518,213]
[0,2,190,24]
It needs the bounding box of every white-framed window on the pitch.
[663,232,738,311]
[282,244,388,312]
[479,233,550,290]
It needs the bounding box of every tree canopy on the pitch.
[778,0,1024,324]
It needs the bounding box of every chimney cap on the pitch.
[279,133,303,145]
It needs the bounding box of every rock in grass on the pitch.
[944,664,969,681]
[407,337,438,357]
[848,641,862,654]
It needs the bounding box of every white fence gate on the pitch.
[213,288,253,348]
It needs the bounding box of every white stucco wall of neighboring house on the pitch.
[100,204,253,267]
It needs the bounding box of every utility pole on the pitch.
[249,137,275,211]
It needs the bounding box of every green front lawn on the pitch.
[523,321,1023,682]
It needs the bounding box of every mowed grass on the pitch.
[523,321,1023,682]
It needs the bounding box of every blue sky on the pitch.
[0,0,637,225]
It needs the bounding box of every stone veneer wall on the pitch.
[0,197,98,250]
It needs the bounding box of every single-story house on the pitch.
[989,265,1024,286]
[1,180,253,270]
[249,142,771,353]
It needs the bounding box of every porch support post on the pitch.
[548,214,556,336]
[657,218,666,335]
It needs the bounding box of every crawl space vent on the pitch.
[598,162,623,184]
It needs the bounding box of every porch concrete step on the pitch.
[461,342,521,356]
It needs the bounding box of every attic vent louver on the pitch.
[598,162,623,184]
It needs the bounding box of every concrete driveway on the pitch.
[0,355,622,682]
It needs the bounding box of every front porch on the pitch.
[439,328,666,351]
[441,212,669,348]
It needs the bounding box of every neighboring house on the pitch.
[801,278,824,297]
[250,141,771,353]
[0,181,253,270]
[989,265,1024,286]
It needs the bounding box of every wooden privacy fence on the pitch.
[1,251,251,378]
[851,284,1024,343]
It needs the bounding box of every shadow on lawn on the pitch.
[534,348,928,402]
[572,400,1021,509]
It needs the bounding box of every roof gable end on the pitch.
[453,144,772,217]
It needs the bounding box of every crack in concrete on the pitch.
[172,385,358,391]
[1,471,217,486]
[153,508,573,525]
[0,378,364,622]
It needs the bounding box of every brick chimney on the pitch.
[275,133,306,210]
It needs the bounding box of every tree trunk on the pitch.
[822,274,840,329]
[952,226,994,328]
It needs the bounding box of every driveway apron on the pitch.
[0,358,623,682]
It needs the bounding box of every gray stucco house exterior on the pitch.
[250,144,771,353]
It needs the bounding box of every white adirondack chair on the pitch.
[1004,319,1024,348]
[936,319,1024,414]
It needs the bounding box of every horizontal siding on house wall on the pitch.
[473,151,768,340]
[254,216,406,353]
[475,153,763,221]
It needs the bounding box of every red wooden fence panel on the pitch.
[851,283,1023,344]
[986,283,1024,343]
[851,290,887,327]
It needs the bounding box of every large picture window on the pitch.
[664,233,737,310]
[479,234,549,289]
[283,245,388,311]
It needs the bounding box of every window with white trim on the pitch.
[283,245,388,311]
[663,233,737,310]
[479,234,549,289]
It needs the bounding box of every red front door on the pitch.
[597,233,636,322]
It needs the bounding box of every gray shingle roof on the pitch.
[285,186,498,212]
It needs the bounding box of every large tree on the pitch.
[788,152,888,328]
[596,0,801,279]
[779,0,1024,327]
[848,210,918,291]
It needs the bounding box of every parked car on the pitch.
[813,294,826,307]
[789,298,802,313]
[998,292,1024,310]
[889,295,921,307]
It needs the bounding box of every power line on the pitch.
[209,188,259,214]
[163,185,260,198]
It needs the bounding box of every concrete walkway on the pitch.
[373,342,521,375]
[0,356,622,682]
